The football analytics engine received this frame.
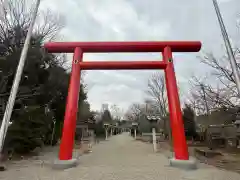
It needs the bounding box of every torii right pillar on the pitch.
[163,46,197,170]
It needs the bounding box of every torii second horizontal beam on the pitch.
[78,61,167,70]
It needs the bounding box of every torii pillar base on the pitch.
[52,159,78,170]
[169,157,197,170]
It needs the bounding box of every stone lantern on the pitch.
[103,123,110,140]
[132,122,138,139]
[147,115,161,152]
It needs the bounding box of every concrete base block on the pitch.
[169,157,197,170]
[52,158,78,170]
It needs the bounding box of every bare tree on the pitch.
[188,14,240,114]
[0,0,65,116]
[124,101,159,121]
[124,103,142,121]
[189,76,213,115]
[146,72,172,138]
[189,51,240,115]
[110,104,123,121]
[0,0,64,44]
[124,101,164,122]
[146,72,168,118]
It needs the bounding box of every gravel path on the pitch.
[1,133,240,180]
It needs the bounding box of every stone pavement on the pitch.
[1,133,240,180]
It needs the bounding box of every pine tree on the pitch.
[182,104,197,139]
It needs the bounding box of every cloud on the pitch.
[40,0,240,113]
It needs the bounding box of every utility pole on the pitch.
[0,0,41,154]
[212,0,240,96]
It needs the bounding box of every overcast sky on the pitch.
[39,0,240,113]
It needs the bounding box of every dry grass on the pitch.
[137,137,240,174]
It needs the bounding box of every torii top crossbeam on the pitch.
[44,41,201,53]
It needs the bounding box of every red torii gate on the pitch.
[44,41,201,169]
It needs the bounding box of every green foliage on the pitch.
[138,115,152,133]
[101,110,113,123]
[94,120,105,137]
[94,110,113,137]
[0,9,91,155]
[5,107,52,154]
[182,104,197,139]
[77,99,91,122]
